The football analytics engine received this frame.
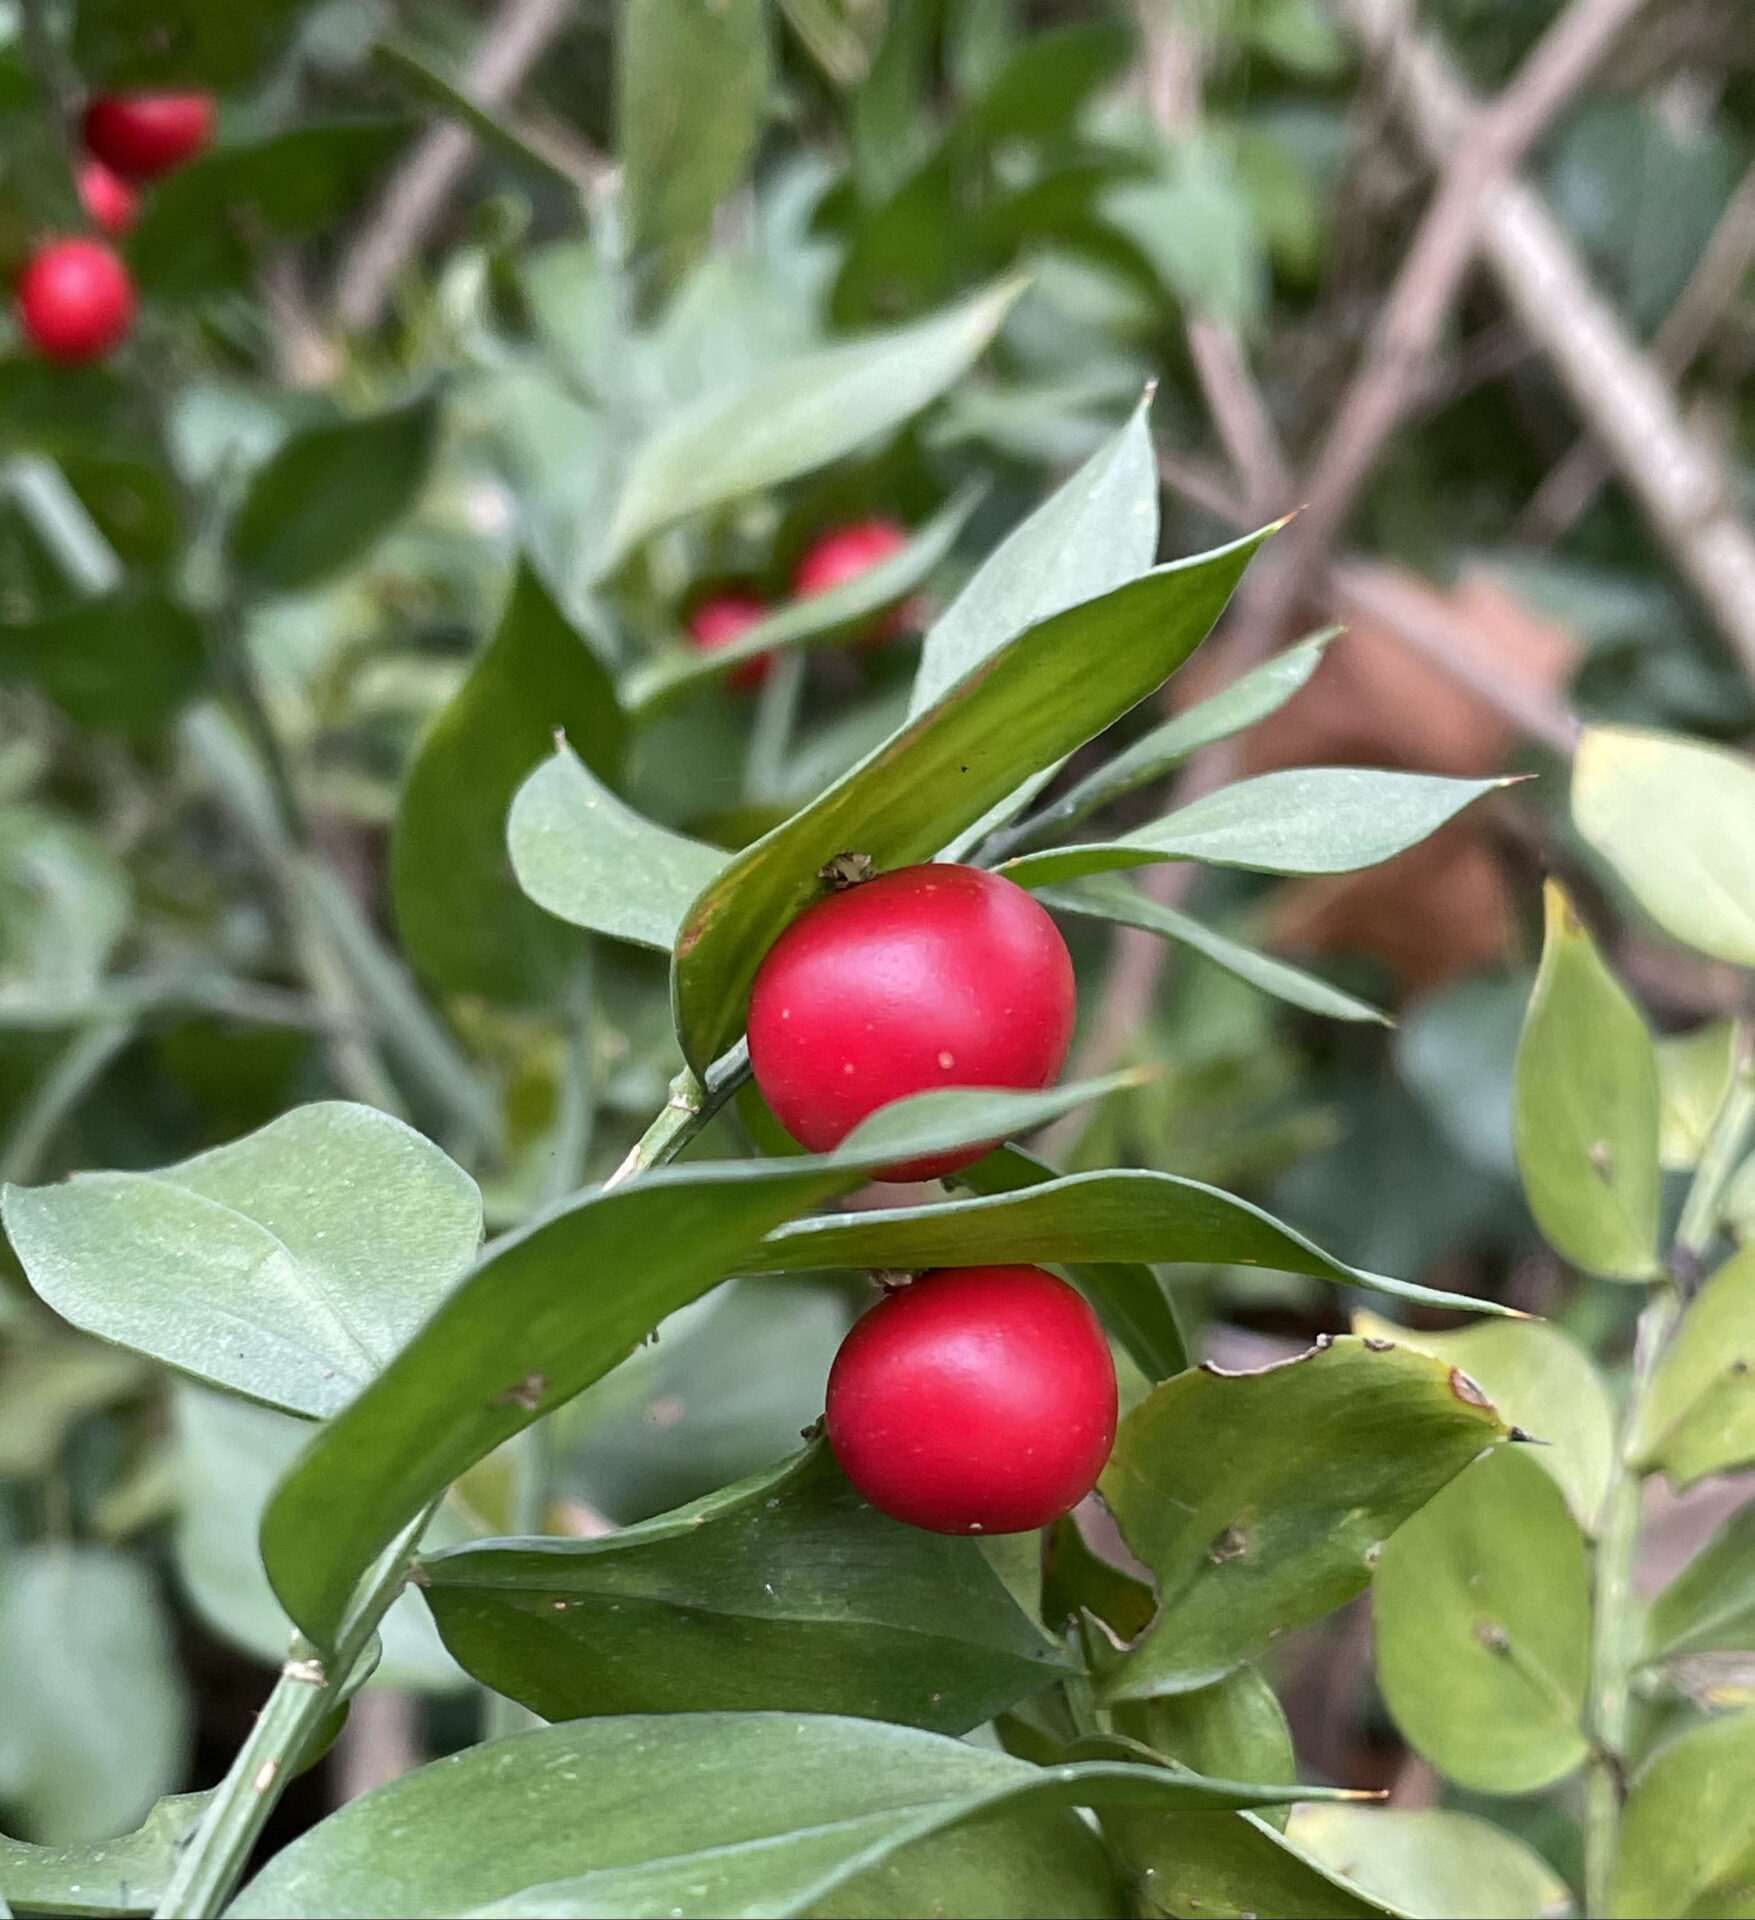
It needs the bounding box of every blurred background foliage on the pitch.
[2,0,1754,1892]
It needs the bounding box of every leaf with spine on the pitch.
[1097,1336,1509,1698]
[227,1713,1332,1920]
[1610,1709,1755,1919]
[0,1789,212,1917]
[0,586,205,733]
[1110,1665,1296,1832]
[508,744,727,951]
[1628,1246,1755,1485]
[1574,725,1755,967]
[1352,1311,1612,1531]
[996,769,1508,891]
[746,1164,1512,1319]
[421,1443,1070,1733]
[601,282,1020,569]
[225,394,440,596]
[372,43,575,192]
[1001,626,1339,853]
[1374,1446,1590,1794]
[626,491,980,716]
[619,0,768,265]
[1647,1504,1755,1661]
[1,1102,484,1420]
[908,403,1158,718]
[1038,876,1389,1024]
[1285,1806,1576,1920]
[1657,1021,1741,1171]
[0,1547,188,1845]
[1512,881,1662,1281]
[260,1076,1137,1651]
[393,560,624,1003]
[956,1143,1188,1382]
[672,524,1272,1069]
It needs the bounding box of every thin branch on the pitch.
[1519,156,1755,543]
[1346,0,1755,688]
[331,0,576,334]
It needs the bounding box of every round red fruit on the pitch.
[826,1264,1117,1535]
[16,240,135,363]
[82,92,214,182]
[792,517,910,641]
[77,158,138,235]
[687,592,772,692]
[746,863,1075,1182]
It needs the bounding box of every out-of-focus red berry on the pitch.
[687,592,773,692]
[16,239,136,363]
[792,517,912,642]
[78,158,138,236]
[82,92,214,182]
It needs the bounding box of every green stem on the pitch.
[153,1506,434,1920]
[603,1043,750,1190]
[743,652,805,806]
[481,1417,553,1742]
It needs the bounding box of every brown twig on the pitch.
[331,0,577,334]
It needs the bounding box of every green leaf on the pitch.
[372,44,576,193]
[225,394,439,596]
[1658,1021,1741,1171]
[1104,134,1266,331]
[746,1164,1512,1319]
[227,1713,1322,1920]
[1003,626,1339,852]
[73,0,301,86]
[0,1335,147,1479]
[393,560,624,1003]
[1374,1446,1590,1794]
[2,1102,484,1419]
[626,491,980,716]
[619,0,769,264]
[508,744,727,951]
[1109,1666,1295,1831]
[1285,1805,1576,1920]
[0,810,130,1020]
[0,587,205,733]
[908,404,1158,719]
[1352,1311,1613,1531]
[1574,725,1755,967]
[673,524,1272,1069]
[1038,875,1389,1024]
[1647,1503,1755,1660]
[422,1443,1069,1732]
[0,1790,212,1917]
[1098,1336,1509,1697]
[259,1078,1134,1651]
[1610,1710,1755,1919]
[602,282,1020,569]
[1628,1246,1755,1485]
[0,1547,187,1845]
[997,769,1508,891]
[1512,881,1662,1281]
[1102,1808,1401,1920]
[1040,1513,1157,1643]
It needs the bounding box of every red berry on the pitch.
[16,239,135,363]
[77,158,138,235]
[688,592,772,692]
[826,1264,1118,1534]
[82,92,214,182]
[747,864,1075,1182]
[793,517,911,642]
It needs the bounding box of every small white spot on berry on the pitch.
[938,1051,955,1069]
[843,1062,855,1074]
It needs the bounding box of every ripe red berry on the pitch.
[793,517,911,642]
[747,864,1075,1182]
[826,1264,1118,1534]
[82,92,214,182]
[16,239,135,363]
[687,592,772,692]
[77,158,138,236]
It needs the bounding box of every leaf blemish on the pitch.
[1209,1521,1250,1565]
[1448,1366,1493,1410]
[1474,1617,1512,1655]
[493,1370,548,1410]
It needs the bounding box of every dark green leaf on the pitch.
[1647,1503,1755,1661]
[0,1790,212,1917]
[1103,1807,1401,1920]
[997,769,1508,891]
[1110,1665,1296,1832]
[393,560,624,1003]
[260,1078,1134,1650]
[423,1443,1069,1732]
[73,0,302,86]
[1041,1513,1156,1642]
[227,1713,1323,1920]
[373,44,576,193]
[508,744,727,951]
[1099,1336,1509,1697]
[1374,1447,1591,1793]
[0,586,205,733]
[2,1102,483,1419]
[673,525,1272,1069]
[225,394,439,596]
[1038,876,1389,1024]
[1513,880,1662,1280]
[1285,1805,1575,1920]
[1628,1246,1755,1485]
[1610,1710,1755,1919]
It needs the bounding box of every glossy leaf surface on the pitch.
[1286,1805,1576,1920]
[1611,1710,1755,1918]
[1630,1246,1755,1485]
